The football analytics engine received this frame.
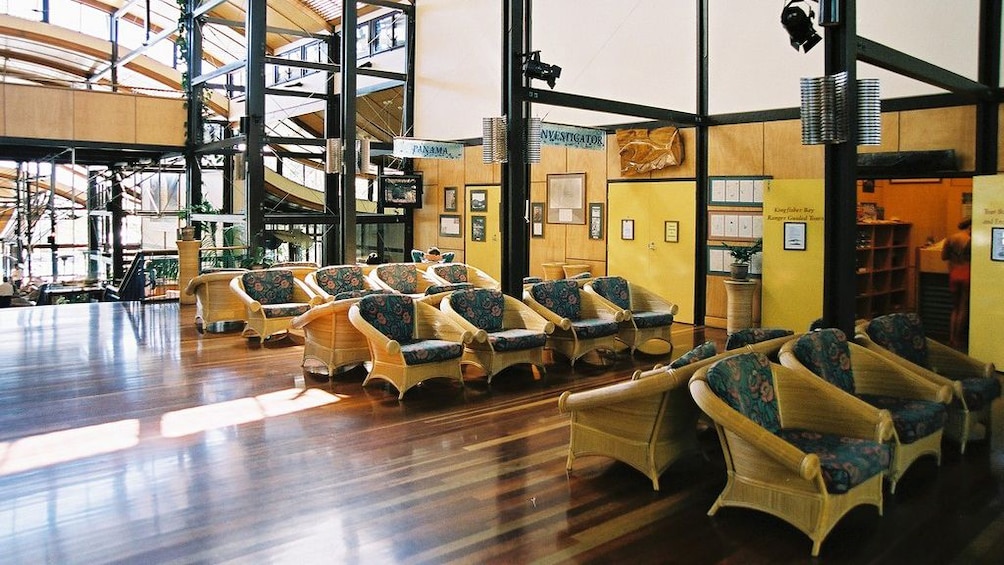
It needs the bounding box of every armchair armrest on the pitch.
[522,291,573,331]
[849,343,953,404]
[414,300,474,344]
[559,366,691,413]
[502,295,554,334]
[289,298,356,330]
[229,277,262,313]
[926,339,995,379]
[579,292,625,323]
[348,303,401,354]
[582,283,631,321]
[629,284,680,316]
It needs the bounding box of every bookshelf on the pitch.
[856,222,911,319]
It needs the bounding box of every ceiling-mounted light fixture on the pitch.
[781,0,822,52]
[523,51,561,89]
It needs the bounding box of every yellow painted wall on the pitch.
[969,175,1004,367]
[761,179,825,331]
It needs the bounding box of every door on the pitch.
[465,185,502,281]
[607,181,697,324]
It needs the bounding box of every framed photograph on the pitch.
[664,220,679,243]
[471,216,487,242]
[443,187,458,212]
[531,202,545,238]
[621,219,635,241]
[470,189,488,212]
[992,227,1004,262]
[588,203,604,240]
[784,221,807,251]
[547,173,586,224]
[439,214,462,238]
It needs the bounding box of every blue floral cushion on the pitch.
[960,377,1002,410]
[569,272,592,280]
[425,283,473,295]
[399,339,464,365]
[314,265,367,296]
[449,289,504,332]
[410,249,425,262]
[357,294,414,342]
[670,340,718,369]
[726,328,794,350]
[633,311,675,329]
[570,319,619,339]
[377,264,418,294]
[488,329,548,351]
[435,264,469,284]
[778,429,891,494]
[333,289,391,301]
[261,304,311,318]
[791,329,856,394]
[858,394,947,444]
[866,313,930,369]
[706,352,781,434]
[591,276,631,309]
[531,280,582,321]
[241,269,295,305]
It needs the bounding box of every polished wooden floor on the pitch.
[1,302,1003,564]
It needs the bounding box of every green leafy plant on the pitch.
[722,238,762,264]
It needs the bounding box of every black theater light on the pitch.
[781,0,822,53]
[523,51,561,89]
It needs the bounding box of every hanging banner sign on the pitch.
[540,123,606,151]
[393,137,464,160]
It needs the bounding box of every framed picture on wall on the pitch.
[470,189,488,212]
[439,214,462,238]
[664,220,679,243]
[784,222,807,251]
[547,173,586,224]
[471,216,487,242]
[621,219,635,241]
[444,187,458,212]
[992,227,1004,262]
[531,202,545,238]
[588,203,604,240]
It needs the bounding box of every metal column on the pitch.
[500,0,531,296]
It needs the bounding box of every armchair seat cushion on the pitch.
[778,429,891,494]
[400,339,464,365]
[261,303,311,318]
[960,377,1002,410]
[488,329,548,351]
[632,311,675,329]
[569,319,619,339]
[858,394,947,444]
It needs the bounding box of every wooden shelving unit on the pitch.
[855,222,911,320]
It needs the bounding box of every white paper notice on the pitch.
[724,215,739,237]
[738,215,753,238]
[753,179,765,203]
[711,179,727,202]
[710,249,725,272]
[752,216,764,238]
[725,180,740,203]
[710,214,726,237]
[739,180,754,203]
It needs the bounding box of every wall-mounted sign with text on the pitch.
[393,138,464,160]
[541,123,606,151]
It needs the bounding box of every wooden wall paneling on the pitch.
[415,157,439,186]
[858,111,900,156]
[566,147,608,263]
[998,105,1004,172]
[135,97,185,146]
[74,91,136,143]
[0,86,5,135]
[650,127,697,179]
[531,145,566,183]
[763,120,823,179]
[411,159,437,252]
[464,145,498,185]
[5,85,73,139]
[899,106,977,172]
[708,123,764,176]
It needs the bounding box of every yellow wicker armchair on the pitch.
[522,279,624,366]
[779,329,952,492]
[348,293,473,400]
[585,276,679,356]
[855,314,1000,454]
[183,269,247,333]
[290,297,371,377]
[229,268,321,343]
[272,262,319,282]
[426,263,501,290]
[440,288,553,383]
[691,352,893,557]
[368,263,440,296]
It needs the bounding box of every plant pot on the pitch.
[179,226,197,241]
[730,262,750,281]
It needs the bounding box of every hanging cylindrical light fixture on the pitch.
[857,78,882,146]
[527,117,542,164]
[482,117,508,164]
[325,138,342,174]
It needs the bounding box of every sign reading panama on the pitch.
[541,123,606,151]
[393,138,464,160]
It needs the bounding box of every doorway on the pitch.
[465,184,501,280]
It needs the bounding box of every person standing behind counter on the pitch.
[942,217,972,350]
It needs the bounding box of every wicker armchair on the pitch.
[229,268,320,343]
[369,263,465,296]
[290,296,371,376]
[691,352,893,557]
[441,288,553,383]
[855,313,1001,454]
[779,329,952,492]
[585,276,679,356]
[426,263,501,290]
[348,293,472,399]
[272,262,319,282]
[523,279,623,366]
[183,269,248,333]
[305,264,385,302]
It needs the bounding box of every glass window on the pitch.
[356,24,370,58]
[373,15,394,53]
[392,13,407,48]
[3,0,44,21]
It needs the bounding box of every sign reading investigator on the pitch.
[541,123,606,151]
[393,138,464,160]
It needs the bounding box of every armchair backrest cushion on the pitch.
[449,288,505,332]
[705,352,781,434]
[865,313,930,369]
[790,329,856,394]
[530,280,581,320]
[425,283,473,295]
[726,328,795,350]
[357,294,415,342]
[334,289,390,301]
[315,265,367,296]
[669,340,718,369]
[241,269,295,305]
[410,249,425,262]
[434,264,469,284]
[590,276,630,310]
[376,264,419,294]
[441,252,455,263]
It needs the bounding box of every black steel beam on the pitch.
[264,56,339,73]
[857,36,993,98]
[200,16,325,39]
[191,59,247,87]
[527,88,699,125]
[340,1,359,263]
[244,0,267,248]
[360,0,415,13]
[263,87,325,99]
[976,0,1002,174]
[357,68,407,82]
[324,33,341,265]
[693,0,709,326]
[500,0,531,296]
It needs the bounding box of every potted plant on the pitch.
[722,238,762,280]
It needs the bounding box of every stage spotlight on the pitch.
[781,1,822,53]
[523,51,561,89]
